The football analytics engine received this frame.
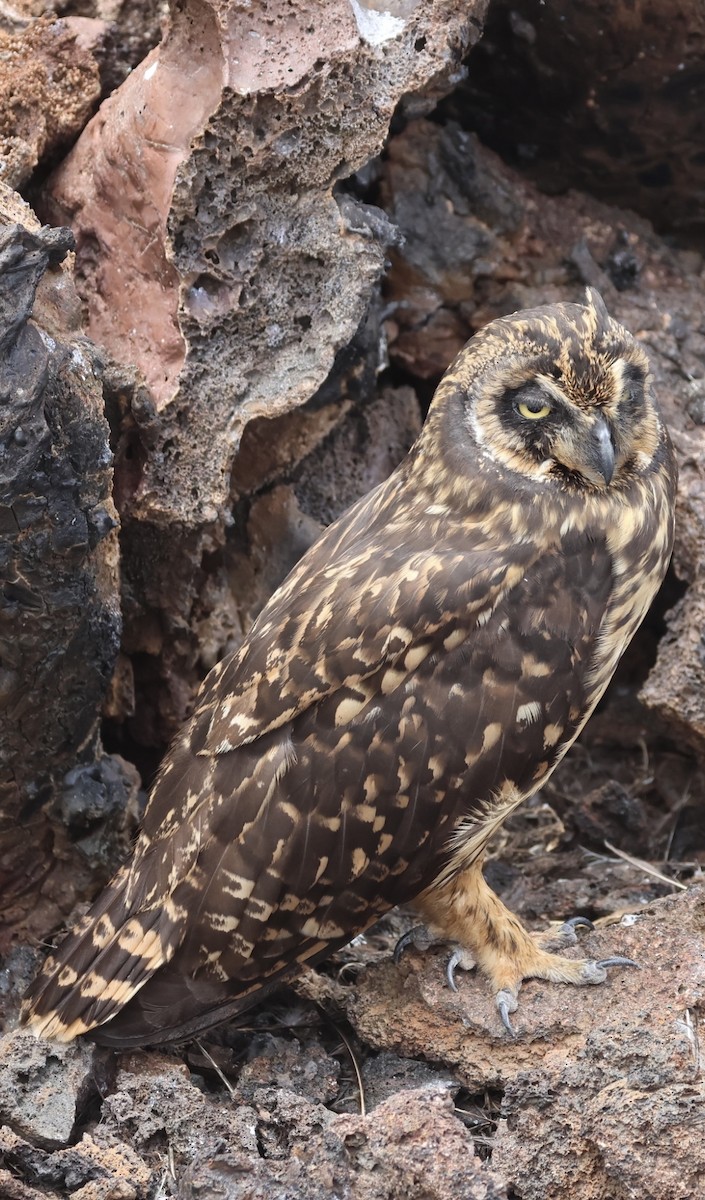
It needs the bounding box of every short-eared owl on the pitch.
[23,291,676,1046]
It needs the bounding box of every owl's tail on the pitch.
[21,859,188,1043]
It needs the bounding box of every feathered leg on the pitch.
[412,860,636,1034]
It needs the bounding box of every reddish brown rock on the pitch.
[347,888,705,1199]
[48,0,486,527]
[0,1028,104,1150]
[41,0,485,747]
[96,1051,508,1199]
[0,1126,150,1200]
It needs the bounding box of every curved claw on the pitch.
[393,925,427,965]
[562,915,595,934]
[581,955,640,985]
[549,914,595,950]
[496,989,518,1038]
[446,949,463,992]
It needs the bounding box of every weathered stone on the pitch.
[0,194,135,943]
[360,1050,455,1110]
[236,1035,340,1106]
[444,0,705,244]
[179,1084,508,1200]
[0,1126,151,1200]
[48,0,485,527]
[0,1029,103,1150]
[0,17,100,188]
[46,1,480,748]
[99,1053,259,1165]
[347,889,705,1199]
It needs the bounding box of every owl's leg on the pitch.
[413,862,636,1035]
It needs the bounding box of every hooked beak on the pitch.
[591,416,615,485]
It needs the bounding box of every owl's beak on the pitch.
[552,414,616,487]
[591,416,615,485]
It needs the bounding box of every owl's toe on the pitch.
[578,955,640,985]
[491,955,638,1037]
[392,923,438,964]
[495,987,519,1037]
[393,926,477,988]
[446,945,477,991]
[533,914,595,951]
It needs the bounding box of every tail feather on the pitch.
[21,865,189,1042]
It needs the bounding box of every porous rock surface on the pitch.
[1,1041,509,1199]
[43,0,487,747]
[1,890,702,1197]
[48,0,486,526]
[0,16,100,188]
[0,192,137,945]
[348,888,705,1200]
[0,1029,103,1150]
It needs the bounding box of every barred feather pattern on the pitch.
[22,291,677,1046]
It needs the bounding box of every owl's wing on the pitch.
[23,482,533,1042]
[192,526,521,755]
[89,525,612,1047]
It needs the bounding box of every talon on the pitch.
[581,955,640,984]
[496,988,518,1037]
[562,915,595,934]
[393,925,427,965]
[546,914,596,950]
[446,949,462,992]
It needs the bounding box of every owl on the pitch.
[22,290,676,1045]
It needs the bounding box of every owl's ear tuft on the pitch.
[584,287,609,325]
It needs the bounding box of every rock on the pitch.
[443,0,705,244]
[0,1029,104,1150]
[0,17,100,188]
[41,0,482,749]
[180,1084,508,1200]
[0,198,135,945]
[87,1033,510,1196]
[47,0,484,528]
[346,888,705,1198]
[236,1036,340,1106]
[0,1126,151,1200]
[99,1053,260,1166]
[360,1050,455,1110]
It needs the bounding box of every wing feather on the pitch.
[22,480,561,1044]
[195,475,533,758]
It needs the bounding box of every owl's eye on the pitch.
[516,398,552,420]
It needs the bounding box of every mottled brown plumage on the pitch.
[22,291,676,1046]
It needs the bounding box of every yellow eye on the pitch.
[517,400,552,420]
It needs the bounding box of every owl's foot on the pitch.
[393,924,449,964]
[532,913,595,950]
[446,944,638,1035]
[413,865,638,1036]
[394,924,478,985]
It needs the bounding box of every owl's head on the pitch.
[431,290,664,494]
